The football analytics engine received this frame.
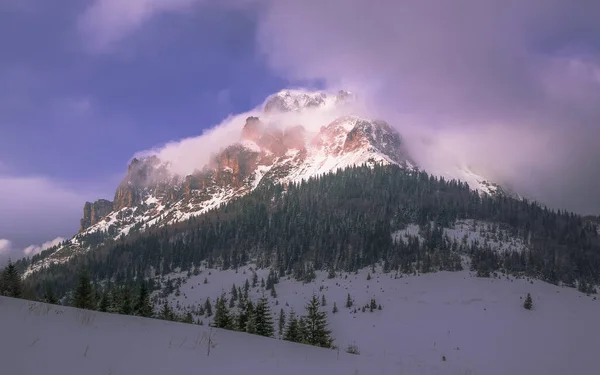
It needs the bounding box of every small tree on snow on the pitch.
[523,293,533,310]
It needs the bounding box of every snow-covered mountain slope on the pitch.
[393,220,528,254]
[11,266,596,375]
[24,89,506,277]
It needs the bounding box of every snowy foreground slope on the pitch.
[167,267,597,375]
[3,270,599,375]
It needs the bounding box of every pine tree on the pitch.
[43,285,58,304]
[345,293,353,308]
[332,302,338,314]
[321,295,327,306]
[1,261,22,298]
[119,287,133,315]
[73,271,95,309]
[370,298,377,312]
[283,311,301,343]
[253,296,274,337]
[213,293,232,329]
[183,312,194,324]
[252,272,258,288]
[242,300,256,333]
[278,308,286,336]
[99,291,110,312]
[270,284,277,298]
[204,297,213,317]
[134,283,153,317]
[304,295,334,348]
[230,284,238,301]
[524,293,533,310]
[261,278,265,288]
[159,301,174,321]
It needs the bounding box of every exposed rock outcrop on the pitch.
[80,199,114,231]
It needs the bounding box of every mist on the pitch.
[247,0,600,214]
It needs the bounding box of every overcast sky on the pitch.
[1,0,599,264]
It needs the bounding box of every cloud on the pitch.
[78,0,201,52]
[23,237,66,257]
[138,91,354,176]
[249,0,600,214]
[0,239,11,255]
[78,0,600,214]
[0,173,102,250]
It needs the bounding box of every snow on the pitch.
[4,268,598,375]
[392,220,528,254]
[0,296,379,375]
[165,266,600,375]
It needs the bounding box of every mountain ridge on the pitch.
[26,89,507,276]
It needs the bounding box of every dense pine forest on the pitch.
[7,164,600,300]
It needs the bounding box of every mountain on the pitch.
[23,89,504,276]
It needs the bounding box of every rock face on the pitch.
[80,199,114,231]
[34,88,503,278]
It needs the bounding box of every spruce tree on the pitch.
[524,293,533,310]
[204,297,213,317]
[270,284,277,298]
[345,293,353,308]
[304,295,334,348]
[134,283,153,317]
[99,291,110,312]
[73,271,94,309]
[278,308,286,336]
[321,295,327,306]
[213,293,232,329]
[283,311,301,342]
[1,261,22,298]
[234,299,251,331]
[119,287,133,315]
[252,272,258,288]
[332,302,338,314]
[43,286,58,304]
[231,284,238,301]
[244,279,250,293]
[159,301,174,320]
[253,296,274,337]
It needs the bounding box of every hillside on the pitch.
[2,267,599,375]
[21,89,508,277]
[19,164,600,299]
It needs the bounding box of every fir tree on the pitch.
[1,261,22,298]
[283,311,301,343]
[261,278,265,288]
[241,300,255,333]
[304,295,334,348]
[119,287,133,315]
[99,291,110,312]
[204,297,213,317]
[253,296,274,337]
[332,302,338,314]
[370,298,377,312]
[367,273,372,281]
[524,293,533,310]
[252,272,258,288]
[270,284,277,298]
[321,295,327,306]
[183,312,194,324]
[345,293,353,308]
[159,301,174,321]
[134,283,153,317]
[230,284,238,301]
[73,271,95,309]
[278,308,286,336]
[244,279,250,293]
[213,293,232,329]
[43,286,58,304]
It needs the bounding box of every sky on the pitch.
[1,0,600,263]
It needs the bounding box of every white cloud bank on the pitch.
[79,0,600,214]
